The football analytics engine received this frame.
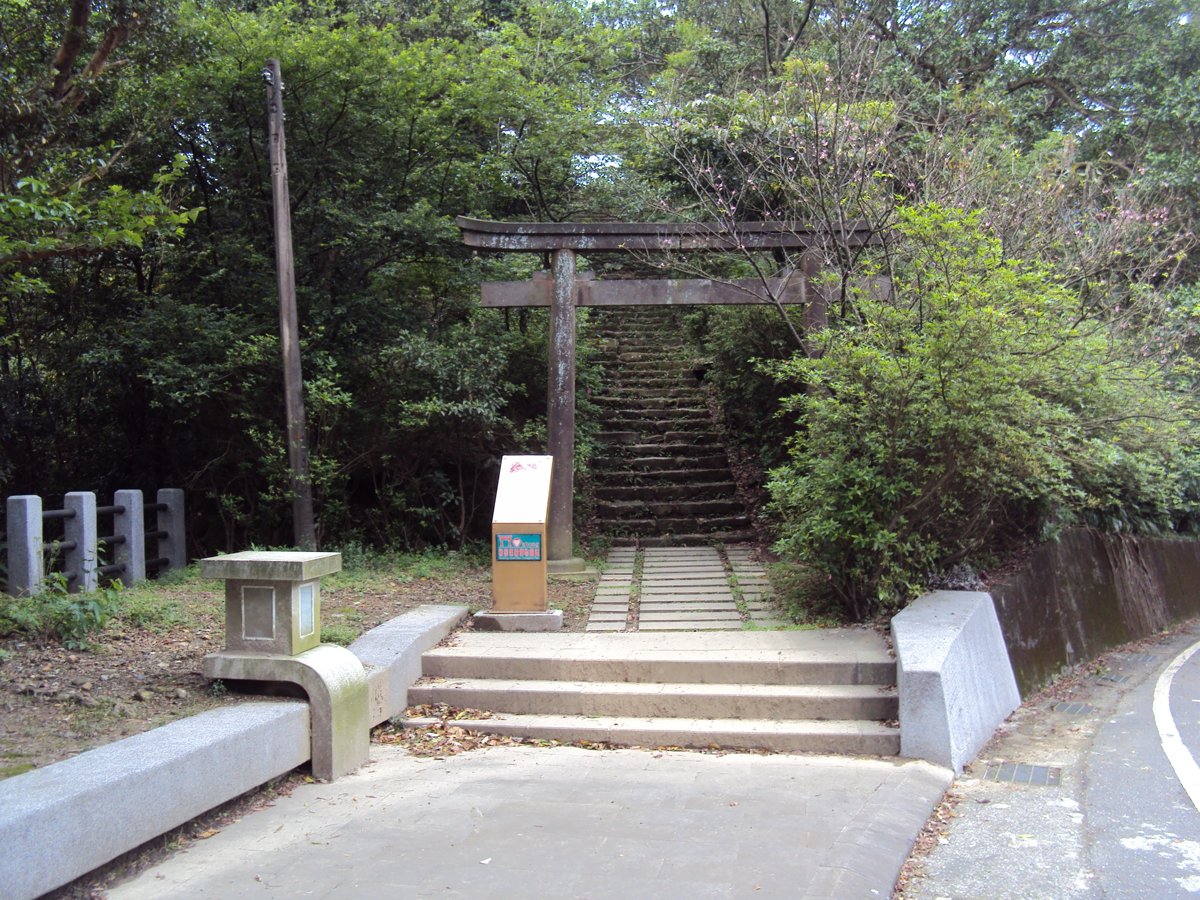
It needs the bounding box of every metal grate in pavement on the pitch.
[1097,674,1132,684]
[979,762,1062,786]
[1052,701,1095,715]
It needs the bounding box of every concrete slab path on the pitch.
[587,546,785,632]
[111,744,950,899]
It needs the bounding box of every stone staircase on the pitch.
[590,307,754,546]
[406,631,900,755]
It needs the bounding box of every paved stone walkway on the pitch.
[586,546,785,632]
[111,744,951,900]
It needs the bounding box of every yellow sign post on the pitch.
[480,455,561,630]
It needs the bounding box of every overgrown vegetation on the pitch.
[0,575,126,648]
[768,206,1197,619]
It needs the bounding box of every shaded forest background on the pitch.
[3,0,1198,618]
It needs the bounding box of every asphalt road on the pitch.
[1086,631,1200,896]
[904,621,1200,899]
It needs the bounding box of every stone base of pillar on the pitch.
[472,610,563,632]
[547,557,589,575]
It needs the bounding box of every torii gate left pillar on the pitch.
[547,248,579,570]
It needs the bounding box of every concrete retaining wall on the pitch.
[991,529,1200,695]
[0,603,467,900]
[892,591,1021,773]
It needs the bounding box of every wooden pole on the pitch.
[265,58,316,551]
[547,248,576,563]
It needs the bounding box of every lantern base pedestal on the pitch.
[203,645,368,781]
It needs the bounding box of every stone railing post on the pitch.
[63,492,98,593]
[6,495,43,597]
[113,489,146,587]
[156,489,186,572]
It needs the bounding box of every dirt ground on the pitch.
[0,564,596,777]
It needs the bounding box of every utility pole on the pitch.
[265,58,317,550]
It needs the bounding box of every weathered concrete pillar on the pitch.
[63,492,98,593]
[113,489,146,587]
[547,248,578,566]
[156,488,186,571]
[6,495,43,597]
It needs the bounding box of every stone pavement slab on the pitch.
[586,545,786,632]
[111,745,950,900]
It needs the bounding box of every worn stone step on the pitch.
[593,467,733,486]
[598,411,712,426]
[601,368,690,381]
[595,498,746,520]
[594,481,739,501]
[596,439,724,456]
[595,514,752,533]
[592,454,732,472]
[597,433,723,450]
[601,386,696,400]
[409,678,896,720]
[402,714,899,755]
[593,396,706,411]
[610,530,758,547]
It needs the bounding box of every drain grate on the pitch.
[979,762,1062,786]
[1097,674,1132,684]
[1123,653,1159,664]
[1052,701,1095,715]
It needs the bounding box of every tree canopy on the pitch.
[2,0,1197,616]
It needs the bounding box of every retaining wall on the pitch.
[991,528,1200,695]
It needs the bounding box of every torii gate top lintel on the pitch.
[456,216,876,252]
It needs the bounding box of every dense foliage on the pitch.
[2,1,1198,617]
[770,206,1197,618]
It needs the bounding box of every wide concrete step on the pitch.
[409,678,896,720]
[403,713,899,755]
[421,632,895,686]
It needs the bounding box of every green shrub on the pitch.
[768,204,1197,621]
[0,575,124,648]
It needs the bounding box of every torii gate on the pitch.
[458,217,878,571]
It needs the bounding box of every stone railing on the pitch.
[5,489,185,596]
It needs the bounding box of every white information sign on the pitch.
[492,455,554,525]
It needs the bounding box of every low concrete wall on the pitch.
[352,604,469,725]
[991,529,1200,695]
[892,591,1021,774]
[0,604,468,900]
[0,702,310,900]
